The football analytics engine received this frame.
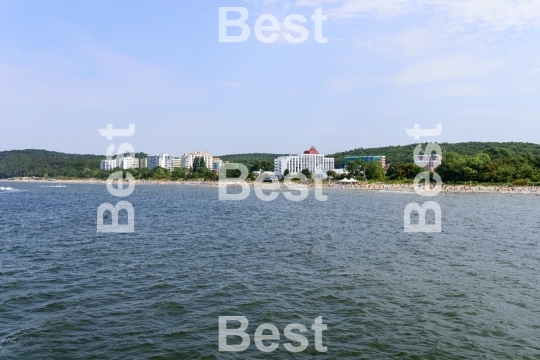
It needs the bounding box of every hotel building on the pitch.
[212,158,223,173]
[147,154,175,171]
[274,147,334,177]
[414,154,442,171]
[100,159,118,170]
[119,156,139,170]
[182,151,213,170]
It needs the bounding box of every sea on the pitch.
[1,182,539,359]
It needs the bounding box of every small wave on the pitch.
[40,185,67,188]
[378,190,416,194]
[0,187,26,193]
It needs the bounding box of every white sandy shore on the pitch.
[3,178,540,195]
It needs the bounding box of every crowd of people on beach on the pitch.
[5,177,540,195]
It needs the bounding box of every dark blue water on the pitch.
[1,182,540,359]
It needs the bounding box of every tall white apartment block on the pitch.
[147,154,175,171]
[274,147,334,177]
[119,156,139,170]
[181,151,213,170]
[100,159,117,170]
[173,157,182,169]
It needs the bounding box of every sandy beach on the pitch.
[3,178,539,195]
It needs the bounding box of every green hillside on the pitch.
[0,149,144,179]
[0,150,104,178]
[3,142,540,183]
[218,153,286,172]
[329,142,540,168]
[218,142,540,168]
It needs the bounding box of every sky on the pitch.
[1,0,540,156]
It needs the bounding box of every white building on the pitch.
[119,156,139,170]
[173,157,182,169]
[252,171,279,181]
[212,158,223,172]
[147,154,175,171]
[182,151,213,170]
[139,158,147,169]
[414,155,442,171]
[274,147,334,177]
[100,159,117,170]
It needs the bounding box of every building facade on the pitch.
[119,156,139,170]
[100,159,118,170]
[173,157,182,169]
[147,154,175,171]
[343,156,386,168]
[212,158,223,172]
[274,147,334,177]
[181,151,213,170]
[414,154,442,170]
[139,158,147,169]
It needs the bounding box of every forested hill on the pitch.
[2,142,540,178]
[218,153,286,172]
[329,142,540,167]
[218,142,540,169]
[0,150,105,178]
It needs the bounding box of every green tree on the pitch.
[346,159,367,176]
[199,157,206,170]
[193,157,208,174]
[250,160,274,172]
[437,152,466,183]
[150,166,171,180]
[365,162,385,181]
[301,168,312,179]
[386,163,423,180]
[226,169,242,178]
[192,157,198,172]
[171,168,187,180]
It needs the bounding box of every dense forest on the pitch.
[218,153,284,172]
[0,150,145,179]
[436,148,540,185]
[328,142,540,168]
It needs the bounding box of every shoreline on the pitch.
[2,178,540,195]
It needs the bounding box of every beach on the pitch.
[4,178,539,195]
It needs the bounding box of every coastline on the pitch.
[2,178,540,195]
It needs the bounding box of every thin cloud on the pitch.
[391,55,505,86]
[294,0,540,30]
[0,45,201,108]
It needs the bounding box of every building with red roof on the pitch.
[274,147,334,177]
[303,146,320,155]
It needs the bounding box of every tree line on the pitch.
[436,148,540,185]
[329,142,540,168]
[3,145,540,185]
[335,147,540,185]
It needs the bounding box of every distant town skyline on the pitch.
[1,1,540,155]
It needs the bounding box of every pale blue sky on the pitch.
[1,0,540,156]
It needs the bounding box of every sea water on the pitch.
[1,182,539,358]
